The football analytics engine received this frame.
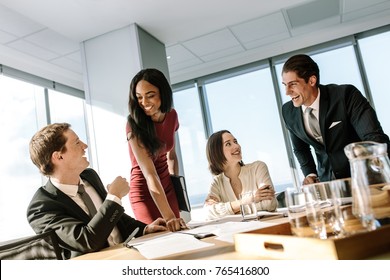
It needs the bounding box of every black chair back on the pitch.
[0,231,63,260]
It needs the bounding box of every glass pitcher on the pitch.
[344,141,390,230]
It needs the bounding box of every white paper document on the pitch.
[188,209,288,228]
[127,212,286,259]
[187,214,241,228]
[184,220,277,243]
[132,233,214,259]
[213,221,276,243]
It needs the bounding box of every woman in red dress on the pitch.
[126,68,187,231]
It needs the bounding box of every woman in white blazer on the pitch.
[203,130,277,219]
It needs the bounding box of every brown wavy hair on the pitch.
[29,123,70,176]
[206,130,244,175]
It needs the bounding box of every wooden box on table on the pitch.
[234,222,390,260]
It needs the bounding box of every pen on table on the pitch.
[123,227,139,246]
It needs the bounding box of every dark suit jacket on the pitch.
[27,168,146,259]
[282,84,390,182]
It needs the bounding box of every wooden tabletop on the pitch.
[72,215,390,260]
[72,215,287,260]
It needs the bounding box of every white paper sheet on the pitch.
[187,214,243,228]
[127,213,285,259]
[184,220,277,243]
[125,231,173,247]
[188,210,287,228]
[214,221,277,243]
[132,233,214,259]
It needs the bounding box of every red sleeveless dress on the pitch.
[126,109,180,224]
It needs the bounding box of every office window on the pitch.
[309,47,364,91]
[48,89,87,145]
[204,68,292,192]
[173,86,211,207]
[0,75,87,242]
[0,75,45,241]
[276,46,365,105]
[358,30,390,135]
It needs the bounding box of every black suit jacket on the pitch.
[282,84,390,181]
[27,168,146,259]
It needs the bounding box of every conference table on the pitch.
[72,215,291,260]
[72,214,390,260]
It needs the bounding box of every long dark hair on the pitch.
[127,68,173,156]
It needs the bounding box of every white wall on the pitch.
[81,23,170,216]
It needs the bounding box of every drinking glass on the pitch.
[302,186,327,239]
[330,178,367,236]
[304,181,342,238]
[285,187,326,239]
[239,191,258,221]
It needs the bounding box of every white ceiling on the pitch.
[1,0,390,89]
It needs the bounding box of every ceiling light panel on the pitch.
[230,12,290,49]
[285,0,340,29]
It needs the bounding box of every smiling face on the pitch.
[282,71,317,107]
[222,132,242,167]
[135,80,162,119]
[59,129,89,173]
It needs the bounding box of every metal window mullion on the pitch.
[353,35,374,108]
[269,58,301,189]
[44,88,51,125]
[197,80,213,138]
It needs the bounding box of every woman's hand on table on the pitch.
[166,217,188,232]
[254,185,275,203]
[144,217,167,234]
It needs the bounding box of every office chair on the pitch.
[276,190,286,208]
[171,175,192,222]
[0,230,63,260]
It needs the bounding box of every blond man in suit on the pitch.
[27,123,166,259]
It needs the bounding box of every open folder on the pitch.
[170,175,191,212]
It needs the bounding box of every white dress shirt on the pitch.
[51,178,123,246]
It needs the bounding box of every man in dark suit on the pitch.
[281,54,390,185]
[27,123,167,259]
